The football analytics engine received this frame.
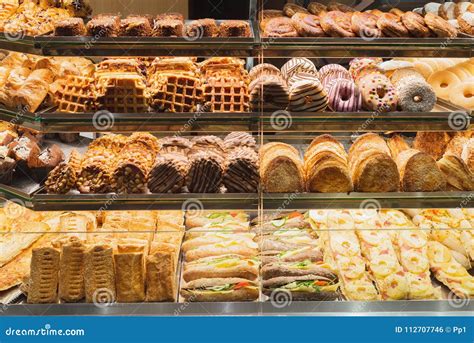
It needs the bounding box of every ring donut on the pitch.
[291,13,326,37]
[395,76,437,112]
[319,64,351,88]
[320,11,356,37]
[326,78,362,112]
[401,11,431,37]
[427,70,462,99]
[351,11,382,39]
[377,13,410,37]
[263,17,298,37]
[281,57,318,83]
[450,81,474,110]
[349,58,382,82]
[358,73,398,112]
[424,12,458,38]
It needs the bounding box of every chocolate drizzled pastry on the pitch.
[190,136,226,163]
[186,150,224,193]
[120,16,153,36]
[219,20,251,37]
[224,132,257,151]
[54,18,87,36]
[0,145,16,184]
[153,19,184,37]
[45,149,82,194]
[159,136,192,155]
[86,17,120,37]
[185,18,218,38]
[147,153,189,193]
[223,147,259,193]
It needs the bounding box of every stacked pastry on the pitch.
[388,134,446,192]
[259,212,339,301]
[379,210,441,300]
[444,133,474,173]
[418,2,474,35]
[261,1,459,38]
[259,142,305,193]
[112,132,159,194]
[351,210,409,300]
[199,57,250,113]
[307,210,379,300]
[180,211,259,302]
[348,133,400,192]
[320,63,361,112]
[95,59,149,114]
[249,63,290,111]
[304,134,352,193]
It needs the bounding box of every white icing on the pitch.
[379,60,414,71]
[443,2,456,20]
[413,7,423,14]
[424,2,441,14]
[461,12,474,25]
[449,19,460,29]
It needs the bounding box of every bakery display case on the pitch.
[0,0,473,317]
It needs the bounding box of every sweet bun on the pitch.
[320,11,356,37]
[291,13,326,37]
[424,12,458,38]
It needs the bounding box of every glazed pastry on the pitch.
[262,9,284,20]
[389,8,405,17]
[186,18,218,37]
[424,13,458,37]
[219,20,251,37]
[358,73,398,112]
[351,12,381,39]
[377,13,409,37]
[423,2,441,15]
[120,16,153,36]
[287,72,320,88]
[291,13,326,37]
[288,79,328,112]
[263,17,298,37]
[153,19,184,37]
[320,11,356,37]
[283,3,309,17]
[308,2,327,16]
[249,75,289,111]
[439,2,457,20]
[249,63,281,80]
[401,12,431,38]
[54,17,87,36]
[348,58,381,82]
[326,78,362,112]
[458,12,474,35]
[394,76,437,112]
[450,82,474,110]
[389,68,425,85]
[454,2,474,18]
[223,147,260,193]
[281,57,318,83]
[319,64,351,88]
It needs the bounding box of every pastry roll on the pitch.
[84,245,116,304]
[145,251,177,302]
[59,239,85,302]
[27,247,60,304]
[114,252,145,303]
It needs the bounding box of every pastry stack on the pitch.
[418,1,474,36]
[259,142,305,193]
[259,212,339,301]
[249,63,290,111]
[304,134,352,193]
[180,211,259,302]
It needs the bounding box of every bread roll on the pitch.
[27,247,60,304]
[145,251,177,302]
[349,133,400,192]
[437,154,474,191]
[84,245,116,304]
[114,252,145,303]
[304,134,353,193]
[260,142,304,193]
[59,239,85,302]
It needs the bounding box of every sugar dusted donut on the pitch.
[359,73,398,112]
[427,70,462,99]
[395,76,437,112]
[450,80,474,110]
[326,78,362,112]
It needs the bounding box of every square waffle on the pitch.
[203,76,249,112]
[149,74,203,113]
[54,75,96,113]
[96,73,149,113]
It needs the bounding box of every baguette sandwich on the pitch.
[181,277,259,302]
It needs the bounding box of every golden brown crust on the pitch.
[413,132,452,161]
[59,239,85,302]
[424,12,458,38]
[377,13,409,37]
[401,12,431,38]
[387,134,411,159]
[320,11,356,37]
[283,3,309,17]
[308,2,327,16]
[437,154,474,190]
[84,245,116,304]
[145,252,177,302]
[27,247,60,304]
[114,253,145,303]
[351,11,381,38]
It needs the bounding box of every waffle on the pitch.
[54,75,96,113]
[96,73,149,113]
[149,73,203,113]
[203,76,249,112]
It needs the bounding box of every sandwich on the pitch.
[182,232,256,252]
[182,254,259,282]
[181,277,259,302]
[185,211,249,229]
[259,212,309,232]
[260,246,323,264]
[261,260,334,279]
[184,240,258,262]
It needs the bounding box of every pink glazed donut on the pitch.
[326,78,362,112]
